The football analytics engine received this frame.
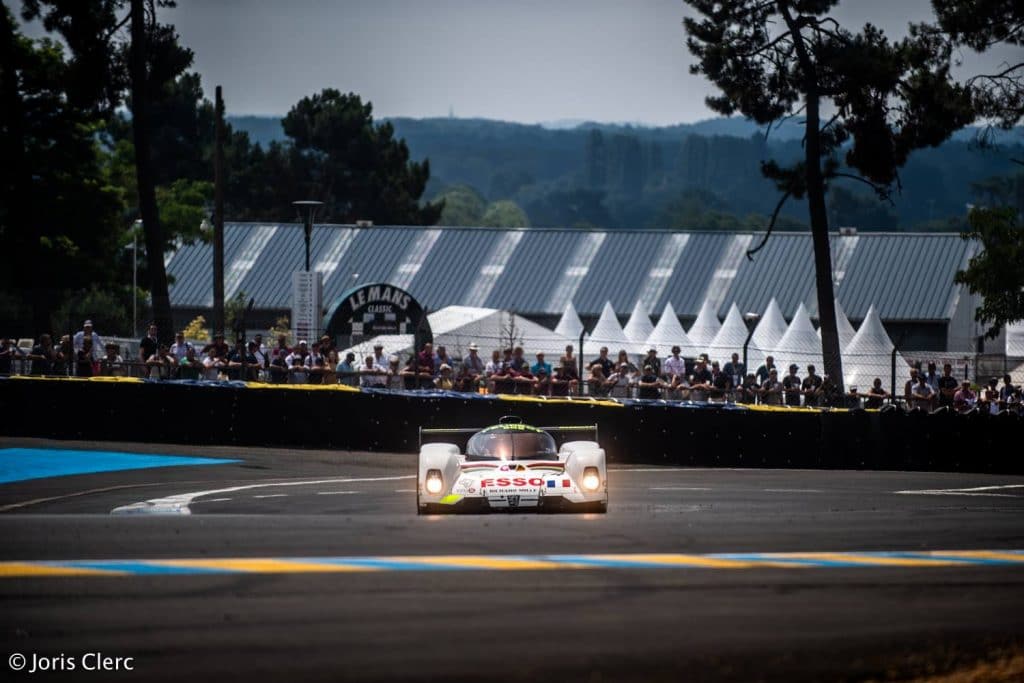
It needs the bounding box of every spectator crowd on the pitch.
[2,320,1022,414]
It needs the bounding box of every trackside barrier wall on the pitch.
[0,377,1020,474]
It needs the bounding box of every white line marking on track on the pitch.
[193,497,233,503]
[253,494,288,499]
[316,491,362,496]
[394,489,417,493]
[649,487,713,491]
[895,484,1024,497]
[110,474,415,515]
[896,491,1018,498]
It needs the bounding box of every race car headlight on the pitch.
[581,466,601,492]
[425,469,444,495]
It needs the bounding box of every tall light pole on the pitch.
[132,219,142,338]
[292,200,324,271]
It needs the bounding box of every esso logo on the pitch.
[479,477,544,488]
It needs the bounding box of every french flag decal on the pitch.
[547,479,571,488]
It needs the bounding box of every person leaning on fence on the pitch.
[491,349,515,394]
[202,344,226,380]
[178,343,201,380]
[709,360,731,402]
[980,378,1000,415]
[801,365,823,407]
[861,378,889,409]
[143,343,172,379]
[286,341,311,384]
[73,321,103,361]
[636,364,663,400]
[27,334,60,376]
[911,374,935,410]
[723,353,744,390]
[782,364,802,407]
[102,343,126,377]
[551,356,579,397]
[417,343,435,387]
[74,337,97,377]
[226,341,256,381]
[936,363,958,409]
[689,357,713,402]
[736,373,759,404]
[360,355,388,389]
[590,347,614,377]
[606,362,632,398]
[337,352,358,386]
[138,324,159,365]
[433,363,455,390]
[755,356,777,385]
[1000,374,1017,411]
[953,381,976,413]
[903,367,920,408]
[760,369,783,406]
[461,344,485,388]
[642,348,661,377]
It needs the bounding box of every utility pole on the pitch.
[213,85,226,337]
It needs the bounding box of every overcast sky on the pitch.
[20,0,1022,124]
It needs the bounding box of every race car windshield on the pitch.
[466,430,558,461]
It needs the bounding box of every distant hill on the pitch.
[226,114,1023,230]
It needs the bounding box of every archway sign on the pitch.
[324,282,432,356]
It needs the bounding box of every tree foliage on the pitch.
[954,207,1024,337]
[282,89,442,225]
[1,5,126,333]
[683,0,979,390]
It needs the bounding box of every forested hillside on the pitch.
[231,115,1022,231]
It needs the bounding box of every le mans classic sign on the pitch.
[324,282,432,349]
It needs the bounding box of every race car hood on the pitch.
[445,461,583,507]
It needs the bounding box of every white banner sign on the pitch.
[292,271,322,343]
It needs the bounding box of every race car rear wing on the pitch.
[419,424,598,447]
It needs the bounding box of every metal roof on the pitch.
[167,224,973,323]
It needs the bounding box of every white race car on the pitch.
[417,417,608,514]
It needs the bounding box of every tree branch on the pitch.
[831,172,894,202]
[747,189,793,261]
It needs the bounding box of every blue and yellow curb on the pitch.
[2,550,1022,578]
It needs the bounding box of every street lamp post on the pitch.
[292,201,324,271]
[742,312,760,377]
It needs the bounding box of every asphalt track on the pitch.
[2,437,1024,682]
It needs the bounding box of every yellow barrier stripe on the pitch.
[244,382,361,392]
[0,563,125,577]
[782,552,962,567]
[933,551,1024,563]
[591,553,754,569]
[7,375,144,383]
[389,556,573,570]
[151,559,373,573]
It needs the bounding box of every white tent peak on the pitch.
[588,301,629,349]
[708,303,749,363]
[553,300,584,340]
[844,304,910,390]
[817,298,857,351]
[775,302,823,371]
[687,298,722,349]
[623,299,655,347]
[645,303,697,357]
[748,297,789,369]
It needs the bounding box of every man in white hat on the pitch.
[460,343,485,389]
[73,320,104,361]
